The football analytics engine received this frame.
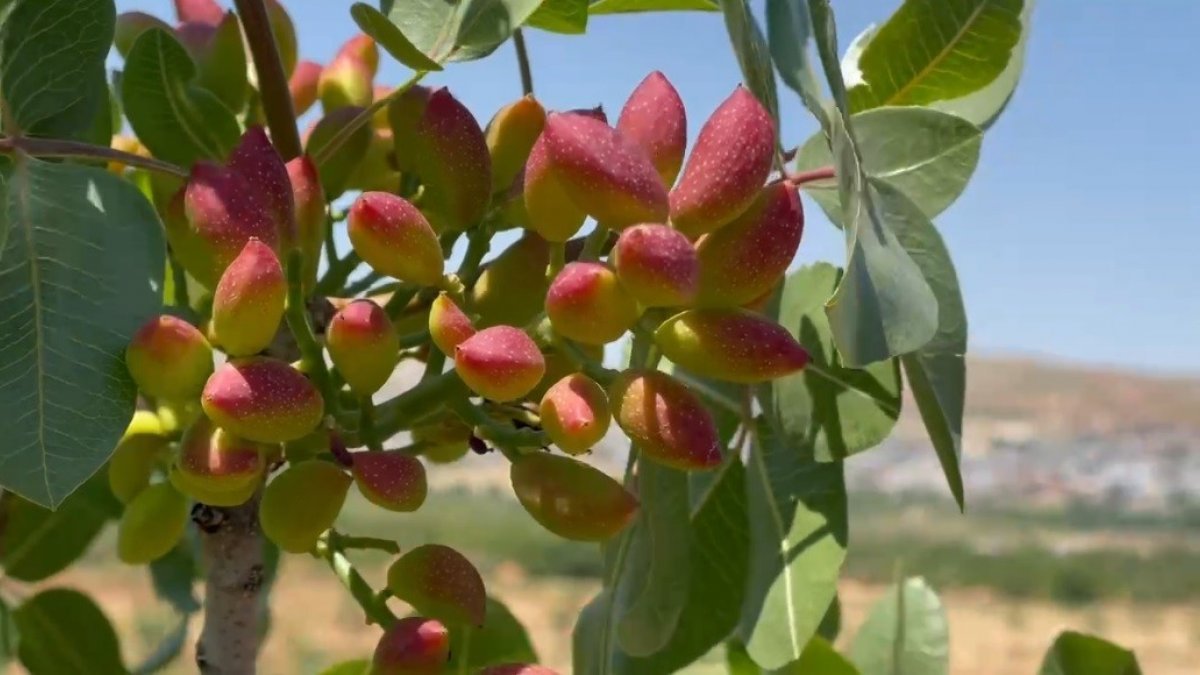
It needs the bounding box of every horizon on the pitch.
[113,0,1200,378]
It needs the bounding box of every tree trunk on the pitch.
[194,493,265,675]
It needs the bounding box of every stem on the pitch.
[335,534,400,555]
[193,493,265,675]
[0,136,187,178]
[316,251,361,296]
[370,371,466,443]
[448,398,543,459]
[359,396,381,451]
[512,29,534,96]
[316,533,397,627]
[233,0,301,160]
[580,225,610,261]
[170,251,191,310]
[547,241,565,281]
[343,270,384,296]
[384,286,421,321]
[785,165,835,187]
[313,71,428,166]
[457,228,492,290]
[285,250,338,416]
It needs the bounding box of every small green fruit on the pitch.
[327,299,400,396]
[125,314,214,401]
[654,308,810,384]
[609,370,721,471]
[386,544,486,627]
[348,191,445,286]
[454,326,546,402]
[371,617,450,675]
[510,452,638,541]
[117,482,189,565]
[210,238,286,357]
[545,262,640,345]
[201,357,324,444]
[428,293,475,357]
[352,451,428,512]
[539,374,611,455]
[260,460,351,553]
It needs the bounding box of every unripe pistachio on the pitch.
[348,192,445,286]
[347,129,401,193]
[260,460,351,553]
[695,182,803,307]
[175,417,266,497]
[289,60,322,116]
[319,34,377,111]
[487,95,546,194]
[114,12,171,58]
[471,235,550,328]
[174,0,223,25]
[410,87,492,231]
[612,224,698,307]
[521,135,587,242]
[201,357,324,444]
[108,411,170,504]
[372,617,450,675]
[176,165,276,288]
[286,155,326,293]
[126,314,214,401]
[327,299,400,396]
[117,482,189,565]
[412,414,472,464]
[545,262,639,345]
[388,85,432,174]
[510,452,638,541]
[225,126,295,246]
[454,326,546,402]
[609,370,721,471]
[429,292,476,357]
[352,451,428,512]
[168,463,259,507]
[305,106,373,198]
[654,308,809,384]
[386,544,486,627]
[617,71,687,186]
[210,238,286,357]
[540,112,669,229]
[539,374,610,455]
[670,86,776,237]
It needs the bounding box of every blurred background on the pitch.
[57,1,1200,673]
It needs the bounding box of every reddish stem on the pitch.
[786,165,836,187]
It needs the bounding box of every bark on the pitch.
[193,493,265,675]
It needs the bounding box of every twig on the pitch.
[233,0,301,160]
[313,70,428,166]
[284,250,339,417]
[512,29,534,96]
[316,532,397,627]
[785,165,836,187]
[0,136,187,178]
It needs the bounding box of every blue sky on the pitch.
[116,1,1200,376]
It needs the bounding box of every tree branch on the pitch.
[233,0,301,160]
[193,495,265,675]
[0,136,188,178]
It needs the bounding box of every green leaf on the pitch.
[928,0,1035,128]
[738,417,847,669]
[0,596,16,667]
[822,117,938,367]
[617,460,751,675]
[13,588,126,675]
[446,596,538,672]
[589,0,717,14]
[318,660,370,675]
[817,595,841,642]
[149,539,201,614]
[381,0,546,63]
[1038,631,1142,675]
[130,614,188,675]
[849,577,948,675]
[807,0,938,368]
[613,461,690,656]
[719,0,781,136]
[777,637,859,674]
[527,0,589,34]
[0,473,119,581]
[350,3,443,72]
[0,156,165,508]
[845,0,1025,114]
[765,0,828,129]
[573,589,612,675]
[869,178,967,509]
[0,0,113,139]
[122,28,241,166]
[795,107,982,225]
[766,263,902,461]
[727,640,762,675]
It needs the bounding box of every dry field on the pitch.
[8,559,1196,675]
